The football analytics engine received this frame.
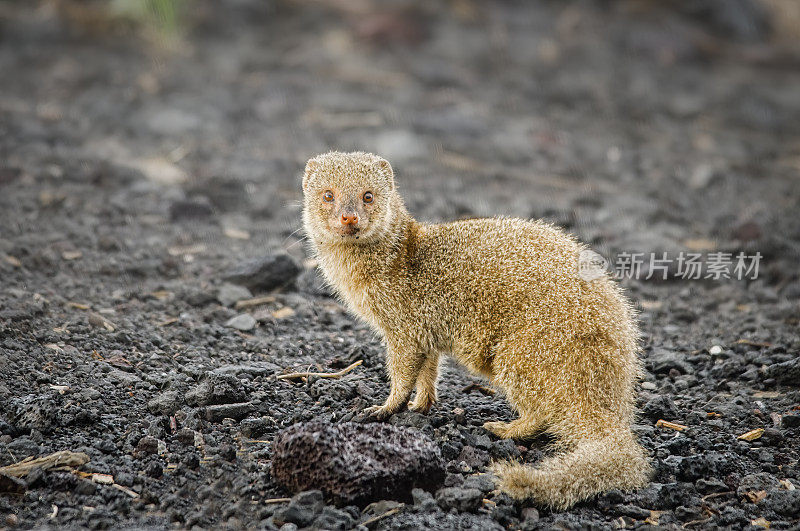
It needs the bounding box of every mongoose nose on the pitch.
[341,213,359,226]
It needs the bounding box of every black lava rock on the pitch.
[186,373,247,406]
[169,198,214,221]
[765,358,800,386]
[767,489,800,517]
[782,415,800,428]
[147,391,184,415]
[436,487,484,512]
[312,506,355,530]
[273,490,324,527]
[271,420,445,506]
[223,253,301,292]
[204,402,253,422]
[642,395,680,422]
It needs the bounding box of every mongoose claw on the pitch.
[361,404,394,422]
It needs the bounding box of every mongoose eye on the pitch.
[323,190,334,203]
[363,191,373,204]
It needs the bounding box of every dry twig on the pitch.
[655,419,687,432]
[276,360,363,381]
[235,295,276,310]
[263,497,291,504]
[361,507,403,528]
[0,451,89,478]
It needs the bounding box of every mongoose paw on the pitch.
[408,399,433,414]
[362,404,395,422]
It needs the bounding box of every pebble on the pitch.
[223,253,301,292]
[205,403,254,422]
[216,283,252,307]
[435,487,484,512]
[186,373,247,406]
[767,489,800,517]
[271,421,445,505]
[147,390,184,415]
[169,198,214,221]
[224,313,256,331]
[272,490,324,528]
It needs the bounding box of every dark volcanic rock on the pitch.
[186,373,247,406]
[271,420,445,505]
[765,357,800,386]
[273,490,324,527]
[642,395,680,422]
[0,471,26,494]
[169,197,214,221]
[204,402,253,422]
[223,253,301,292]
[767,489,800,517]
[435,486,484,512]
[147,390,184,415]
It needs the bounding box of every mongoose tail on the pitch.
[492,427,652,510]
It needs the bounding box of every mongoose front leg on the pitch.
[408,353,439,413]
[365,346,426,420]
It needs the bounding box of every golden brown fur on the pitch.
[301,151,652,509]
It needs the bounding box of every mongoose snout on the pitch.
[302,151,652,510]
[340,213,359,225]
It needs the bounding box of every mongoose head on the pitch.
[302,151,397,245]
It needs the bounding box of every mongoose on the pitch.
[301,151,652,509]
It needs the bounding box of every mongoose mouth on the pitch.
[336,226,362,239]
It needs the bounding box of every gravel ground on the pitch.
[1,1,799,529]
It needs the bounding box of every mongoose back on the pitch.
[301,151,652,509]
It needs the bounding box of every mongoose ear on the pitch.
[374,158,394,191]
[303,159,320,192]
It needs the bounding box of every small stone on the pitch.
[205,403,253,422]
[456,446,490,470]
[312,506,354,530]
[176,428,195,446]
[146,461,163,478]
[186,373,247,406]
[0,472,26,494]
[737,473,780,497]
[648,348,693,374]
[147,390,184,415]
[224,313,256,331]
[709,345,723,355]
[462,473,495,493]
[271,421,445,505]
[216,283,252,307]
[521,507,539,523]
[411,488,437,510]
[435,487,483,512]
[489,439,520,460]
[615,504,651,519]
[782,415,800,428]
[642,395,680,422]
[169,198,214,221]
[136,436,159,456]
[767,489,800,517]
[273,490,324,527]
[223,253,301,292]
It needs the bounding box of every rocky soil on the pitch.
[1,0,799,529]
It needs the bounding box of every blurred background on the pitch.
[1,0,799,289]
